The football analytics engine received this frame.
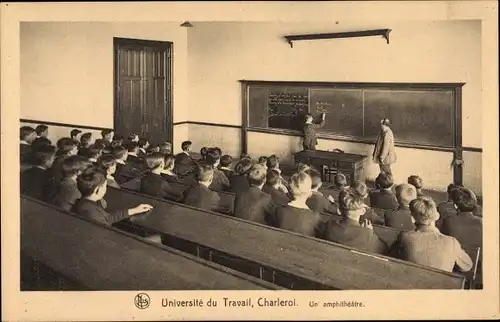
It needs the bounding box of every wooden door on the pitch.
[114,38,173,146]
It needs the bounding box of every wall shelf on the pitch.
[284,29,391,48]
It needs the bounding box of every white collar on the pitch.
[128,152,138,157]
[20,140,30,145]
[88,158,97,162]
[139,148,146,153]
[116,159,126,165]
[107,174,115,180]
[34,165,47,170]
[287,200,310,210]
[182,151,189,155]
[219,166,232,171]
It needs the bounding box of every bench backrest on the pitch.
[105,187,465,290]
[21,196,281,290]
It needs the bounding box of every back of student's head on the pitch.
[111,146,128,160]
[31,137,52,150]
[213,147,222,157]
[410,197,439,224]
[220,155,232,167]
[164,153,175,170]
[266,154,279,169]
[196,164,214,183]
[240,152,251,160]
[258,156,268,166]
[247,164,267,187]
[85,144,103,159]
[159,142,172,154]
[352,180,368,198]
[145,152,164,170]
[36,125,49,137]
[450,187,477,212]
[289,171,312,198]
[334,173,347,187]
[200,147,208,159]
[138,137,149,149]
[126,141,140,153]
[266,169,281,187]
[70,129,81,139]
[31,144,57,168]
[296,162,311,173]
[94,139,108,150]
[205,148,221,166]
[375,172,394,189]
[80,132,92,146]
[446,183,462,197]
[62,155,90,178]
[395,183,417,206]
[128,133,139,142]
[407,175,423,190]
[20,126,36,142]
[305,168,322,190]
[97,154,116,174]
[56,137,79,157]
[234,158,253,175]
[77,168,107,197]
[181,140,192,152]
[338,188,365,214]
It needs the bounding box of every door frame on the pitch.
[113,37,174,145]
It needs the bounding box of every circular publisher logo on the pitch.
[134,293,150,309]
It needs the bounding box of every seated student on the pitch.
[205,149,230,191]
[70,129,82,142]
[234,164,275,225]
[229,158,253,194]
[369,172,398,210]
[262,169,291,206]
[140,152,183,202]
[20,126,37,164]
[126,141,143,166]
[350,180,384,225]
[80,143,103,164]
[240,152,251,160]
[31,137,52,150]
[101,129,114,145]
[50,155,91,211]
[128,133,139,144]
[296,162,311,173]
[258,156,268,170]
[36,125,49,139]
[113,146,136,185]
[45,138,79,187]
[390,197,472,273]
[330,173,349,200]
[79,132,93,150]
[266,154,290,193]
[199,147,209,162]
[72,168,153,226]
[321,188,388,254]
[159,142,173,155]
[182,164,221,212]
[21,144,57,199]
[161,154,180,183]
[96,155,121,188]
[174,141,195,175]
[408,175,425,197]
[305,168,338,215]
[111,134,124,147]
[218,155,233,180]
[436,183,461,229]
[270,171,321,237]
[384,184,417,230]
[94,138,110,154]
[441,187,482,250]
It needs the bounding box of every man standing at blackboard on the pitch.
[302,112,326,150]
[373,118,397,175]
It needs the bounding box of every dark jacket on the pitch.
[20,166,48,200]
[229,174,250,194]
[322,218,388,254]
[262,184,290,206]
[182,183,221,212]
[161,172,181,183]
[20,143,32,164]
[72,198,129,226]
[126,154,145,169]
[140,172,183,202]
[384,205,416,230]
[306,191,338,215]
[436,200,457,229]
[45,156,66,190]
[302,119,325,150]
[271,205,321,237]
[234,186,275,225]
[115,162,141,185]
[174,152,195,176]
[441,212,482,249]
[209,169,230,192]
[369,189,399,210]
[51,177,81,211]
[219,168,233,181]
[359,207,385,225]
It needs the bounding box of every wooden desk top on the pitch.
[21,196,281,290]
[294,150,367,162]
[104,187,465,290]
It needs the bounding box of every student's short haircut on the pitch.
[258,156,268,165]
[80,132,92,144]
[20,126,36,140]
[338,188,365,212]
[70,129,81,138]
[87,144,103,159]
[196,164,214,182]
[200,147,208,158]
[145,152,164,169]
[395,183,417,205]
[380,118,390,126]
[62,155,90,177]
[113,134,124,141]
[447,183,462,195]
[240,152,251,160]
[101,129,114,137]
[410,197,438,224]
[334,173,347,187]
[266,169,281,187]
[247,164,267,187]
[375,172,394,189]
[266,154,279,169]
[56,138,79,155]
[35,125,48,136]
[289,171,312,198]
[213,147,222,157]
[181,141,192,151]
[160,141,172,151]
[205,149,220,166]
[127,141,140,152]
[138,138,149,148]
[450,187,477,212]
[97,155,116,173]
[93,139,108,150]
[31,144,56,166]
[352,180,368,198]
[296,163,311,172]
[407,175,423,190]
[164,154,175,169]
[77,168,107,197]
[305,168,322,189]
[128,133,138,141]
[111,146,128,160]
[31,137,52,150]
[220,155,232,167]
[234,158,253,175]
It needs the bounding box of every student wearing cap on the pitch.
[372,118,396,175]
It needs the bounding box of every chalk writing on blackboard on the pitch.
[315,101,333,114]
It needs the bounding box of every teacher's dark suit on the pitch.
[372,127,396,175]
[302,118,325,150]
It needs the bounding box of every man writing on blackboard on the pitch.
[302,112,326,150]
[373,118,397,175]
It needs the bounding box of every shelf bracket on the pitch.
[284,29,392,48]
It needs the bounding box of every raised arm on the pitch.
[314,113,326,129]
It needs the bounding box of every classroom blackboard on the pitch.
[242,81,463,149]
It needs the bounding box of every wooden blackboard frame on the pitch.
[241,80,465,183]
